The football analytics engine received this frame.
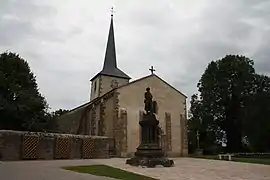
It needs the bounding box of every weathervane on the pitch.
[110,6,115,16]
[149,66,156,74]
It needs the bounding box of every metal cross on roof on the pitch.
[149,66,156,74]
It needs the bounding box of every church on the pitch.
[57,13,188,157]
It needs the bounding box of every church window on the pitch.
[94,81,97,92]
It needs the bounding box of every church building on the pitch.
[57,13,188,157]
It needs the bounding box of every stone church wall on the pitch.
[113,107,128,157]
[117,75,188,157]
[57,105,89,134]
[88,90,116,137]
[95,103,101,135]
[90,76,101,100]
[102,92,116,137]
[98,75,129,98]
[0,130,111,161]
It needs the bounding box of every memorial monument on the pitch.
[126,87,174,167]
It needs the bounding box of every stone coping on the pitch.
[0,130,108,139]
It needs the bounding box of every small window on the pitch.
[94,81,97,91]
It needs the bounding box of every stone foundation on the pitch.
[0,130,111,161]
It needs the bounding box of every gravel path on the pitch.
[0,158,269,180]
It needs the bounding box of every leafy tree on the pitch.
[192,55,255,153]
[244,74,270,151]
[190,54,270,153]
[43,109,69,133]
[0,52,49,131]
[188,95,200,153]
[51,109,69,118]
[188,94,222,154]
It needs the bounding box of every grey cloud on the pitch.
[0,18,35,45]
[116,0,270,103]
[1,0,270,110]
[253,35,270,76]
[0,0,56,19]
[0,0,84,47]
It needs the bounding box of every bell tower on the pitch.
[90,9,131,101]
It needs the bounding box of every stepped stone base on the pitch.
[126,156,174,168]
[126,144,174,168]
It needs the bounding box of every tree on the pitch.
[188,95,200,153]
[188,94,222,154]
[244,74,270,151]
[42,109,69,133]
[193,55,255,153]
[51,109,69,118]
[0,52,49,131]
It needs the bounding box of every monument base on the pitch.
[126,156,174,168]
[126,143,174,168]
[194,149,203,155]
[126,96,174,168]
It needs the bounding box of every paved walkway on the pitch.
[100,158,270,180]
[0,158,270,180]
[0,159,116,180]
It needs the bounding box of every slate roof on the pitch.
[90,15,130,81]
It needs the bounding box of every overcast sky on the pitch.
[1,0,270,111]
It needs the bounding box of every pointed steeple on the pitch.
[91,10,130,81]
[102,13,117,71]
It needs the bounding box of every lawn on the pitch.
[190,155,270,165]
[233,157,270,165]
[63,165,157,180]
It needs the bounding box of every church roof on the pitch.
[117,74,188,98]
[65,74,186,115]
[90,14,131,81]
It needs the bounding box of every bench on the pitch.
[218,154,234,161]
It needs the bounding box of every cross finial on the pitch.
[110,6,115,17]
[149,66,156,74]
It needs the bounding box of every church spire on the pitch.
[102,8,117,71]
[91,8,130,81]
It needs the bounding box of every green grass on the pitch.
[233,157,270,165]
[63,165,157,180]
[189,154,270,165]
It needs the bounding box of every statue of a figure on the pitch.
[144,87,153,113]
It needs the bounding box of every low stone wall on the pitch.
[0,130,112,161]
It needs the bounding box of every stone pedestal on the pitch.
[126,113,174,168]
[194,149,203,155]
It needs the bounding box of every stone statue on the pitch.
[144,87,153,113]
[126,87,174,167]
